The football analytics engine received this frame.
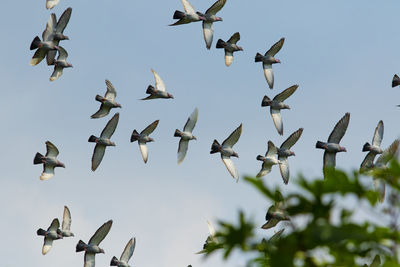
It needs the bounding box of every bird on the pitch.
[33,141,65,180]
[141,69,174,100]
[61,206,74,237]
[201,0,227,49]
[130,120,159,163]
[110,238,136,267]
[76,220,113,267]
[37,218,63,255]
[91,80,122,119]
[49,46,72,81]
[196,221,219,254]
[315,112,350,177]
[255,37,285,89]
[88,113,119,171]
[215,32,243,67]
[360,121,384,170]
[46,0,59,9]
[256,141,281,178]
[210,123,242,181]
[392,74,400,87]
[169,0,205,26]
[261,85,298,135]
[277,128,303,184]
[262,191,289,229]
[174,108,198,164]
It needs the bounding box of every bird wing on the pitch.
[56,7,72,34]
[40,164,55,180]
[256,163,272,178]
[222,123,242,147]
[84,252,95,267]
[62,206,72,231]
[50,66,64,82]
[48,218,60,231]
[376,139,400,165]
[280,128,303,150]
[265,38,285,57]
[46,0,59,9]
[183,108,199,132]
[57,46,68,61]
[42,13,57,41]
[224,51,233,67]
[42,236,54,255]
[327,112,350,143]
[90,104,111,119]
[360,152,376,170]
[205,0,226,15]
[323,151,336,169]
[120,237,136,262]
[30,48,47,66]
[278,156,289,184]
[140,95,159,100]
[372,120,384,147]
[265,141,277,157]
[141,120,159,135]
[207,221,216,237]
[45,141,59,157]
[177,139,189,164]
[227,32,240,44]
[100,113,119,138]
[202,21,214,50]
[88,220,113,245]
[270,109,283,135]
[181,0,196,14]
[104,79,117,101]
[139,142,149,163]
[273,85,298,102]
[151,69,166,92]
[91,144,105,171]
[263,64,274,89]
[221,155,238,181]
[261,218,279,229]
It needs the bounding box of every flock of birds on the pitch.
[30,0,400,266]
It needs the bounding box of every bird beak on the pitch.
[193,136,197,140]
[276,59,281,63]
[59,162,66,168]
[65,36,70,40]
[239,47,243,51]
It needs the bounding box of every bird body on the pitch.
[141,70,173,100]
[131,120,159,163]
[256,141,281,178]
[37,218,63,255]
[360,121,384,170]
[216,32,243,66]
[175,108,198,164]
[262,191,289,229]
[91,80,121,119]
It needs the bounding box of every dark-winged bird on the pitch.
[141,69,174,100]
[277,128,303,184]
[34,141,65,180]
[110,238,136,267]
[37,218,63,255]
[91,80,122,119]
[201,0,227,49]
[131,120,159,163]
[49,46,72,81]
[169,0,205,26]
[174,108,198,164]
[216,32,243,67]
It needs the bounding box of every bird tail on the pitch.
[76,240,87,252]
[146,85,156,94]
[37,228,46,236]
[88,135,97,143]
[315,141,325,149]
[130,130,140,142]
[174,129,182,137]
[261,95,272,107]
[362,142,371,152]
[30,36,41,50]
[33,152,44,164]
[95,95,103,102]
[256,155,265,161]
[216,39,225,49]
[210,140,220,154]
[173,10,185,19]
[392,74,400,87]
[255,52,263,62]
[110,256,119,266]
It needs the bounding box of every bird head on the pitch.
[57,161,66,168]
[100,248,105,254]
[68,63,73,68]
[117,103,122,108]
[290,151,296,156]
[238,46,243,51]
[275,58,281,63]
[168,93,174,99]
[216,17,223,21]
[340,146,347,152]
[232,152,239,158]
[192,135,197,140]
[148,138,154,142]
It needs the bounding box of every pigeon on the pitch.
[210,123,242,181]
[91,80,122,119]
[37,218,63,255]
[61,206,74,237]
[196,221,219,254]
[256,141,281,178]
[76,220,113,267]
[392,74,400,87]
[262,191,289,229]
[88,113,119,171]
[315,112,350,177]
[49,46,72,81]
[46,0,59,9]
[255,38,285,89]
[201,0,227,49]
[169,0,205,26]
[141,69,174,100]
[174,108,198,164]
[261,85,298,135]
[215,32,243,67]
[34,141,65,180]
[363,255,381,267]
[277,128,303,184]
[360,121,384,170]
[130,120,159,163]
[110,238,136,267]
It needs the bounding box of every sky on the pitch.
[1,0,400,266]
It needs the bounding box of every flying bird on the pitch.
[46,0,59,9]
[91,80,122,119]
[261,85,298,135]
[34,141,65,180]
[316,112,350,177]
[256,141,281,178]
[169,0,205,26]
[130,120,159,163]
[392,74,400,88]
[262,191,289,229]
[49,46,72,81]
[174,108,198,164]
[110,238,136,267]
[37,218,63,255]
[61,206,74,237]
[210,123,242,181]
[360,121,384,170]
[201,0,227,49]
[76,220,113,267]
[196,221,219,254]
[216,32,243,67]
[141,69,174,100]
[255,38,285,89]
[277,128,303,184]
[88,113,119,171]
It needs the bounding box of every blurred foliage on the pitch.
[200,160,400,267]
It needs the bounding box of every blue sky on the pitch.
[1,0,400,266]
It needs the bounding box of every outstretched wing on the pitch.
[205,0,226,15]
[280,128,303,149]
[202,21,214,50]
[45,141,59,157]
[263,64,274,89]
[84,252,95,267]
[141,120,159,135]
[372,120,384,147]
[273,85,298,102]
[181,0,196,14]
[91,144,105,171]
[222,123,242,147]
[100,113,119,138]
[376,139,400,165]
[327,112,350,144]
[120,237,136,262]
[104,79,117,101]
[88,220,113,245]
[183,108,199,133]
[265,38,285,57]
[270,109,283,135]
[62,206,72,231]
[151,69,166,92]
[227,32,240,44]
[56,7,72,34]
[177,139,189,164]
[221,155,238,181]
[139,142,149,163]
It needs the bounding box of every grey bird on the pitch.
[37,218,63,255]
[88,113,119,171]
[110,238,136,267]
[196,221,219,254]
[255,38,285,89]
[91,80,122,119]
[277,128,303,184]
[360,121,384,170]
[130,120,159,163]
[210,123,242,181]
[201,0,227,49]
[256,141,281,178]
[49,46,72,81]
[46,0,59,9]
[141,69,174,100]
[262,191,289,229]
[76,220,113,267]
[169,0,205,26]
[392,74,400,88]
[34,141,65,181]
[174,108,199,164]
[261,85,298,135]
[215,32,243,67]
[316,112,350,177]
[61,206,74,237]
